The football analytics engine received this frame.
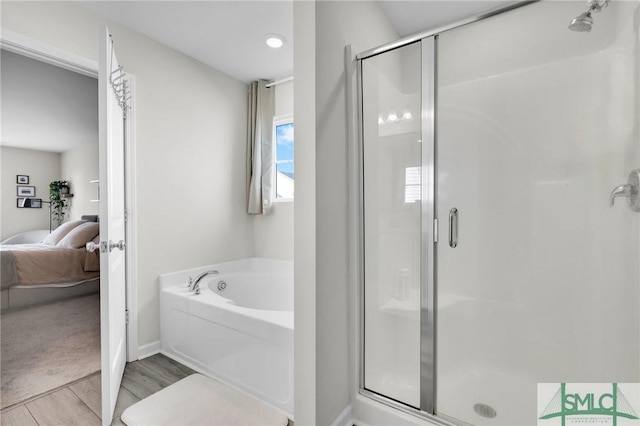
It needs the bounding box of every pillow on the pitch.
[42,220,86,245]
[57,222,100,249]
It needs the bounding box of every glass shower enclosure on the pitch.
[358,2,640,425]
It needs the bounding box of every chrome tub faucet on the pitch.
[188,270,219,294]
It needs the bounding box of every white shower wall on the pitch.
[436,2,640,425]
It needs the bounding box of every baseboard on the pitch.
[137,340,160,360]
[160,349,294,420]
[332,404,353,426]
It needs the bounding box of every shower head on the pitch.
[568,0,609,32]
[569,11,594,32]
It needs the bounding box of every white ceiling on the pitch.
[79,1,515,84]
[1,50,98,153]
[80,1,294,83]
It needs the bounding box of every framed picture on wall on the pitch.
[17,198,42,208]
[17,175,29,184]
[17,186,35,197]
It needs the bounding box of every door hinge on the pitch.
[433,218,439,243]
[125,309,129,324]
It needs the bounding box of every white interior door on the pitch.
[98,26,128,426]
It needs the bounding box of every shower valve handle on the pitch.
[609,184,631,206]
[609,169,640,212]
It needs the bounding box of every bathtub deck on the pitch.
[1,354,196,426]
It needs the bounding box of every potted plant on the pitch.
[49,180,70,227]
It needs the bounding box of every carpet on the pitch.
[121,374,288,426]
[1,293,100,409]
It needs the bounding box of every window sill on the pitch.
[273,197,294,204]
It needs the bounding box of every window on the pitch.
[274,115,294,200]
[405,166,420,203]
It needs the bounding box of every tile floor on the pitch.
[0,353,195,426]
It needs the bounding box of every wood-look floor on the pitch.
[0,353,196,426]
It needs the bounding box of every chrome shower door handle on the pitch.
[610,169,640,212]
[449,207,458,248]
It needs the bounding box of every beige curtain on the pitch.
[247,81,275,214]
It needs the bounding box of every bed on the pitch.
[1,217,101,311]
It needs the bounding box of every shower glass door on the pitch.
[436,2,640,425]
[361,41,423,408]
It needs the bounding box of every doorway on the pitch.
[0,29,138,410]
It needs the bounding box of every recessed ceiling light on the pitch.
[265,34,285,49]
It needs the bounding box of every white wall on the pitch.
[314,3,399,424]
[293,2,316,424]
[292,1,399,424]
[275,80,293,117]
[0,147,60,240]
[1,1,254,348]
[1,142,99,240]
[0,49,98,153]
[1,46,99,238]
[253,80,294,261]
[60,142,99,221]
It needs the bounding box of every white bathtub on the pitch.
[159,258,293,417]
